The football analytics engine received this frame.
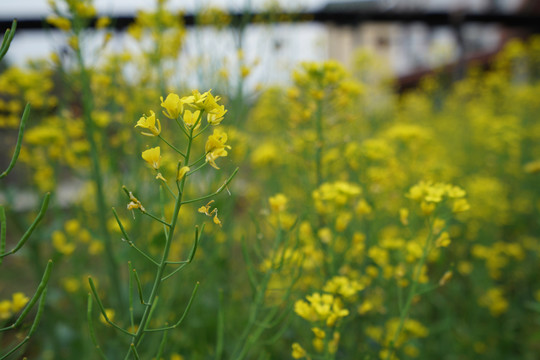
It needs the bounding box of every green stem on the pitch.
[232,229,284,360]
[158,134,186,158]
[0,19,17,61]
[0,103,30,179]
[0,193,50,259]
[75,43,123,308]
[132,122,197,348]
[385,218,434,360]
[314,99,324,187]
[181,167,239,205]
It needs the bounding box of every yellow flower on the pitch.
[96,16,111,29]
[52,230,76,256]
[435,231,451,247]
[100,308,116,325]
[207,104,227,125]
[183,109,201,130]
[213,213,222,227]
[202,91,218,111]
[156,173,167,182]
[142,147,161,170]
[438,271,453,286]
[240,65,251,78]
[291,343,307,359]
[135,110,161,136]
[420,201,436,216]
[127,191,145,212]
[0,300,11,320]
[160,93,182,119]
[68,35,79,50]
[198,200,223,226]
[11,293,29,313]
[399,208,409,226]
[62,277,81,293]
[269,193,288,212]
[452,198,470,213]
[312,327,326,339]
[524,160,540,174]
[177,166,190,181]
[46,15,71,31]
[198,200,215,215]
[205,129,231,169]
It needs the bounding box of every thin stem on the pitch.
[132,269,150,306]
[88,277,135,337]
[160,179,178,201]
[0,288,48,360]
[75,40,123,308]
[0,103,30,179]
[188,151,208,167]
[193,122,210,139]
[158,134,186,158]
[125,240,159,267]
[174,117,189,138]
[186,161,208,176]
[160,263,187,282]
[385,218,435,360]
[155,329,169,359]
[133,123,198,347]
[181,167,239,205]
[130,344,141,360]
[142,210,171,227]
[128,262,135,331]
[215,289,225,360]
[314,98,324,187]
[162,225,202,281]
[0,20,17,60]
[87,294,109,360]
[1,260,53,331]
[0,207,5,266]
[145,282,199,332]
[0,193,50,258]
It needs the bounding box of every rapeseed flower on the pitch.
[142,147,161,169]
[46,15,71,31]
[269,193,288,212]
[183,109,201,130]
[160,93,182,119]
[135,111,161,136]
[205,129,231,169]
[177,166,190,181]
[207,105,227,125]
[291,343,307,359]
[11,292,29,313]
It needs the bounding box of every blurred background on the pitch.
[2,0,539,90]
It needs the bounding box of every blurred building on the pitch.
[324,0,533,76]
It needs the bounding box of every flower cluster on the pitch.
[0,292,29,320]
[406,180,470,215]
[294,292,350,327]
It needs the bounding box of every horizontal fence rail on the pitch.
[1,10,540,31]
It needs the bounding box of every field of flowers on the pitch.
[1,1,540,359]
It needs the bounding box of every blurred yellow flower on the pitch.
[46,15,71,31]
[291,343,307,359]
[269,193,288,213]
[11,292,29,313]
